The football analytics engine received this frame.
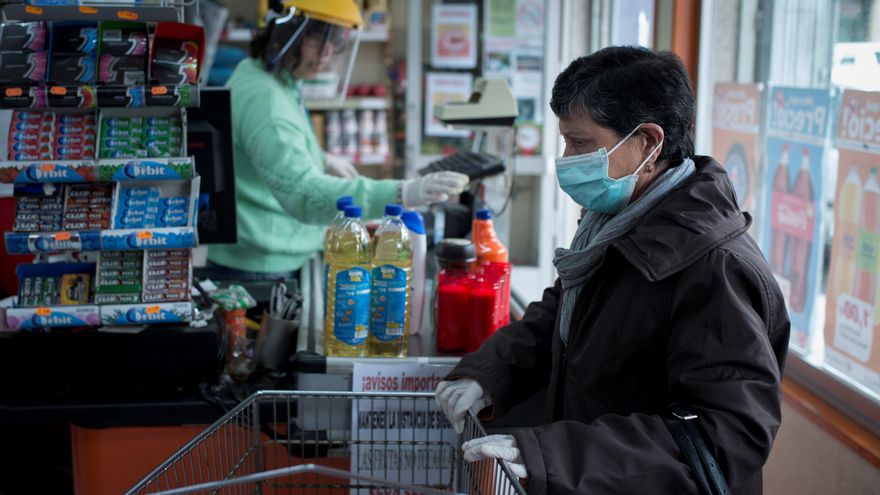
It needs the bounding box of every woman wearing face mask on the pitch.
[207,1,468,279]
[436,47,789,494]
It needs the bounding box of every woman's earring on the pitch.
[646,163,655,173]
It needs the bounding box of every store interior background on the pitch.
[0,0,879,493]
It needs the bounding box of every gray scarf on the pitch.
[553,158,696,345]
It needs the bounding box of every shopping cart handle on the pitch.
[149,463,465,495]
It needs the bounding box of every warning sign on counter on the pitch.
[350,361,457,494]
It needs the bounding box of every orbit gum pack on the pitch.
[6,110,96,160]
[98,114,182,158]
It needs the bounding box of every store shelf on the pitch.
[6,304,101,331]
[100,301,194,325]
[5,226,197,254]
[0,84,200,109]
[1,2,181,22]
[360,30,390,42]
[0,158,195,184]
[356,153,391,166]
[305,97,389,111]
[5,230,102,254]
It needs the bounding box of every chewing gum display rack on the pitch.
[0,84,200,109]
[0,157,194,183]
[6,302,193,331]
[0,2,183,23]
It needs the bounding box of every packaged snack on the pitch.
[55,134,96,147]
[57,124,96,135]
[49,54,96,84]
[143,290,188,303]
[57,114,96,125]
[98,54,146,85]
[95,294,141,304]
[51,23,98,54]
[60,273,90,305]
[0,22,47,52]
[0,51,47,84]
[100,28,148,56]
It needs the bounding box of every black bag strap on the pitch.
[663,406,732,495]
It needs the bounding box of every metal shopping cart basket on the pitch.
[127,391,526,495]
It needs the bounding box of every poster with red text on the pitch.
[431,4,478,69]
[825,90,880,396]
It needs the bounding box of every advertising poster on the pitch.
[482,2,546,156]
[825,90,880,395]
[351,362,456,494]
[424,72,473,138]
[431,4,478,69]
[711,83,763,213]
[762,87,831,352]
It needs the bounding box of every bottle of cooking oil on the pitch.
[324,205,371,357]
[323,196,354,320]
[368,204,412,357]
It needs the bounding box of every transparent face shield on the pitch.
[264,11,361,100]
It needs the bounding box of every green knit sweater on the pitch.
[208,58,398,272]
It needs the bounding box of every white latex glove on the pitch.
[462,434,528,479]
[402,171,469,207]
[435,378,491,434]
[325,154,359,179]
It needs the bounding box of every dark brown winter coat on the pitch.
[450,156,790,494]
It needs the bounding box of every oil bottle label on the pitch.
[333,267,370,345]
[370,265,408,341]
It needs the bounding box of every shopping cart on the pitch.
[127,391,526,495]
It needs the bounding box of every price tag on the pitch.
[54,232,71,241]
[137,231,153,240]
[833,294,874,363]
[146,306,161,315]
[24,5,43,15]
[151,86,168,96]
[78,6,98,14]
[5,87,23,97]
[117,10,138,21]
[35,307,52,316]
[50,86,67,96]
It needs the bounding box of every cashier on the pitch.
[207,1,467,279]
[436,47,790,494]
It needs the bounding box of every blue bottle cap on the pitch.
[336,196,354,211]
[385,204,403,216]
[401,211,425,234]
[344,205,362,218]
[476,208,492,220]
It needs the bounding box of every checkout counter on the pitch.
[0,252,538,494]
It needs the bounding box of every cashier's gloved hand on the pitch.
[462,434,528,479]
[325,154,360,179]
[435,378,491,434]
[402,171,469,207]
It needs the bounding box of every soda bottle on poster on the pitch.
[770,144,791,276]
[788,148,814,313]
[854,168,880,307]
[832,165,863,297]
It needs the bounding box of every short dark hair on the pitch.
[550,46,695,166]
